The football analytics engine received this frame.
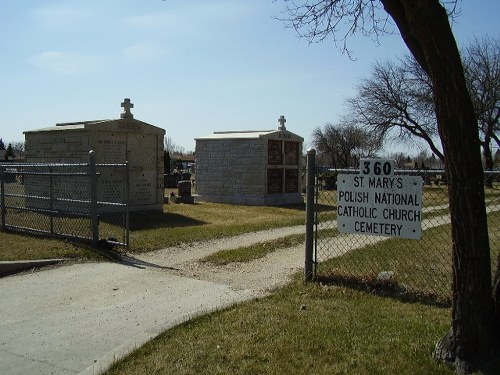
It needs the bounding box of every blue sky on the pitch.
[0,0,498,153]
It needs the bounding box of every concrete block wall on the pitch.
[24,120,165,211]
[195,135,304,206]
[25,131,91,164]
[195,139,268,203]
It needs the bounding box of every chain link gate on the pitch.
[304,150,500,306]
[0,152,129,247]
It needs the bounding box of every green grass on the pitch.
[5,185,497,373]
[0,230,104,261]
[318,225,454,304]
[316,211,500,305]
[105,277,453,375]
[201,228,340,265]
[200,233,307,265]
[0,202,306,260]
[128,202,305,253]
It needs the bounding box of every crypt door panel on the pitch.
[127,133,158,206]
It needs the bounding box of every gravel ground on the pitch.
[133,224,307,295]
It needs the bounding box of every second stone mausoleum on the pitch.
[24,99,165,211]
[195,116,304,206]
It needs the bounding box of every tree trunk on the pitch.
[494,253,500,319]
[381,1,499,373]
[482,135,494,188]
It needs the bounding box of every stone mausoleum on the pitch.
[24,99,165,211]
[195,116,304,206]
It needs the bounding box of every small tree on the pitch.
[463,36,500,175]
[345,58,444,160]
[164,135,185,155]
[312,122,382,168]
[164,150,171,174]
[0,138,5,150]
[384,151,414,168]
[345,36,500,177]
[4,143,15,161]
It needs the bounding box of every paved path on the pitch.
[0,226,307,375]
[0,262,259,375]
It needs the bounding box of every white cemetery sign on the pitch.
[337,158,423,239]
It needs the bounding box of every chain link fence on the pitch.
[308,163,500,306]
[0,156,129,247]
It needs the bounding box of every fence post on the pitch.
[125,160,130,248]
[49,166,54,234]
[89,151,99,247]
[305,148,316,282]
[0,165,5,229]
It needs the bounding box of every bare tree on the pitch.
[10,142,25,155]
[384,151,411,168]
[346,36,499,175]
[278,1,499,372]
[345,58,444,160]
[463,36,500,173]
[312,122,382,168]
[164,135,185,155]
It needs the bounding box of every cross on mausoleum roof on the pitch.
[121,98,134,119]
[278,115,286,130]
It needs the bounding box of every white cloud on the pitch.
[33,50,106,76]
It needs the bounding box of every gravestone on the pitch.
[24,99,165,211]
[195,116,304,205]
[178,180,192,197]
[170,179,194,204]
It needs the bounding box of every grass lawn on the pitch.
[201,228,339,265]
[200,233,307,265]
[0,202,305,261]
[105,277,453,375]
[0,231,104,261]
[128,202,305,253]
[316,211,500,305]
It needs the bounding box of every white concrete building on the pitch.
[195,116,304,206]
[24,99,165,211]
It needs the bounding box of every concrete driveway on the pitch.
[0,261,258,375]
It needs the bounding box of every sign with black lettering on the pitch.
[337,158,423,239]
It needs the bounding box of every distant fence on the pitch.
[0,152,129,247]
[304,151,500,306]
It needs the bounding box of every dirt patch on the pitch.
[133,225,306,294]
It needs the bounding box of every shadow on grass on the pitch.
[315,274,451,308]
[129,211,206,231]
[268,203,306,211]
[315,203,337,213]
